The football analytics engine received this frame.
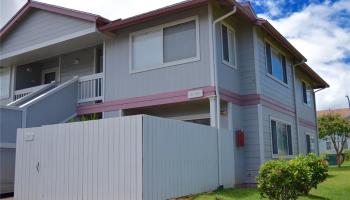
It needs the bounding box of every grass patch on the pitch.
[191,162,350,200]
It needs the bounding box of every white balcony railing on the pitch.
[13,83,52,101]
[78,73,104,103]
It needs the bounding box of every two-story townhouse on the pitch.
[0,0,328,194]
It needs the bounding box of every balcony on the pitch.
[11,73,104,105]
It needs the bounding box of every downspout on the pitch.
[292,59,306,154]
[212,5,237,187]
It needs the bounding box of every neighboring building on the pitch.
[0,0,328,194]
[318,108,350,154]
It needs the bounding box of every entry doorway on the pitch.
[42,68,58,84]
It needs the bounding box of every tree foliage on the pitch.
[318,114,350,166]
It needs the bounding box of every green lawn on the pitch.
[191,162,350,200]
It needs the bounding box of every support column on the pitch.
[209,96,217,127]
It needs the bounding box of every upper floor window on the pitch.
[0,67,10,99]
[221,23,236,68]
[326,141,332,150]
[302,81,312,106]
[271,119,293,156]
[265,42,287,84]
[130,16,199,72]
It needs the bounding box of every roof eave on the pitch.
[99,0,209,32]
[0,1,110,39]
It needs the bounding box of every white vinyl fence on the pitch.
[15,115,236,200]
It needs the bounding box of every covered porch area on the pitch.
[7,46,105,104]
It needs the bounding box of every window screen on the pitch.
[163,20,196,62]
[271,119,293,155]
[266,42,287,83]
[132,29,162,70]
[221,24,236,67]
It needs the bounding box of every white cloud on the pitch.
[260,0,350,110]
[247,0,286,17]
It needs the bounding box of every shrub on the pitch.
[257,160,300,200]
[257,154,328,200]
[291,154,328,194]
[288,155,312,195]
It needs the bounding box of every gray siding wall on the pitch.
[104,6,211,101]
[262,106,297,160]
[0,10,95,57]
[299,126,317,154]
[256,30,295,108]
[60,48,95,82]
[240,105,260,183]
[227,104,245,184]
[213,5,257,94]
[25,80,78,127]
[0,107,22,143]
[295,74,316,122]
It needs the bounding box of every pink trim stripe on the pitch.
[77,86,299,118]
[299,118,317,129]
[77,86,215,115]
[219,88,296,117]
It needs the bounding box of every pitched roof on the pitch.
[317,108,350,119]
[0,0,110,39]
[298,63,329,88]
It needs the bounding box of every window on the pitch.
[306,134,315,154]
[302,81,312,106]
[265,42,287,84]
[326,141,332,150]
[0,67,10,99]
[130,17,198,72]
[271,119,293,155]
[221,24,236,68]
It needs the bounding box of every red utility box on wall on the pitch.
[236,129,244,147]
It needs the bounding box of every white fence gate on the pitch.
[15,115,236,200]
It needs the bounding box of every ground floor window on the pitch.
[306,134,315,154]
[271,119,293,156]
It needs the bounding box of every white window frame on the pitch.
[302,80,312,107]
[264,39,289,87]
[129,16,200,73]
[41,67,59,84]
[0,67,11,99]
[270,117,293,158]
[221,22,237,69]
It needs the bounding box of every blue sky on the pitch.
[1,0,350,110]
